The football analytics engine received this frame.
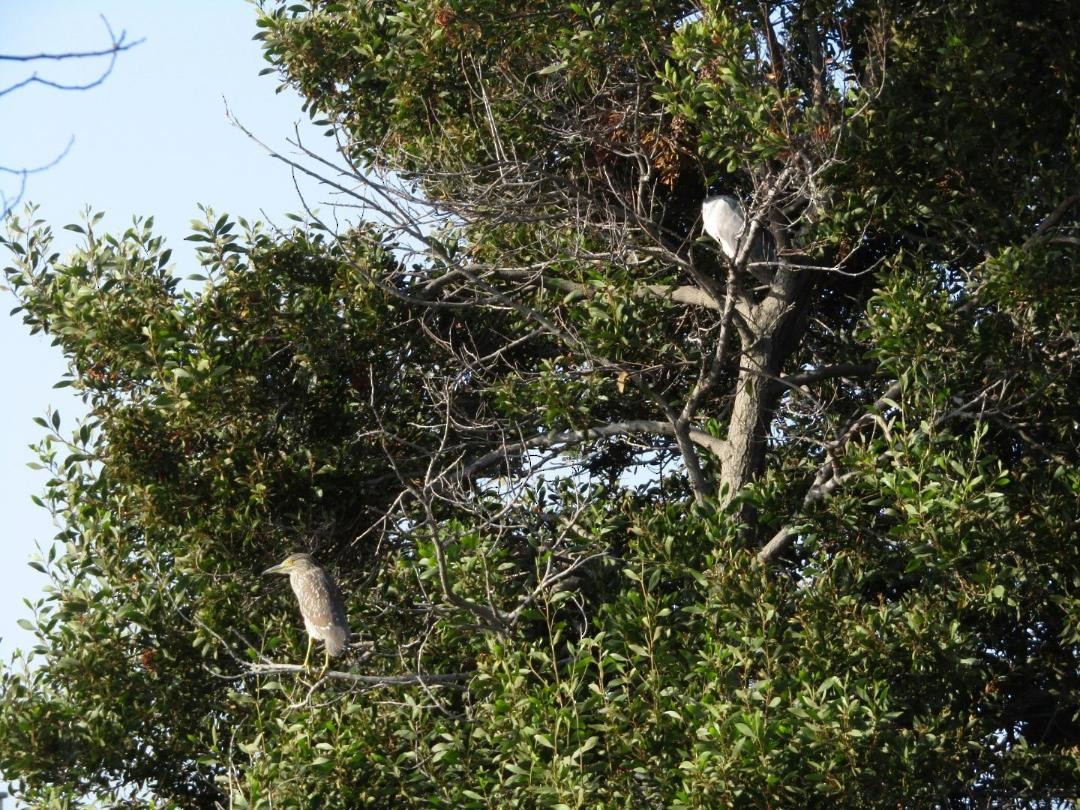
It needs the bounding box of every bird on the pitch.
[701,194,776,271]
[701,194,747,260]
[262,552,349,672]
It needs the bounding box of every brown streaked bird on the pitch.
[262,552,349,672]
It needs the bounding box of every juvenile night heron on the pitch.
[263,552,349,671]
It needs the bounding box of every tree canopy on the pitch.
[2,1,1078,806]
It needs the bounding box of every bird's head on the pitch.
[262,552,316,576]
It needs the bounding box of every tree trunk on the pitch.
[719,270,812,522]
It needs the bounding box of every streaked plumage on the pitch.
[263,552,349,667]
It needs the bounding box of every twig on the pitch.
[242,661,469,688]
[0,16,142,98]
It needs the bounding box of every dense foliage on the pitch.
[2,1,1078,806]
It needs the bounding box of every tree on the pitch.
[1,1,1078,806]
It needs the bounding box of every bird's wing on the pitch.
[326,572,350,631]
[298,569,347,632]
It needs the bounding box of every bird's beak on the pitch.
[262,562,287,576]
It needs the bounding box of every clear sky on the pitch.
[0,1,330,662]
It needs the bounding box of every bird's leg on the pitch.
[317,648,332,679]
[302,636,314,671]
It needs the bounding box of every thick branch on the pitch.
[781,363,877,387]
[759,2,787,87]
[1024,194,1080,249]
[477,268,722,311]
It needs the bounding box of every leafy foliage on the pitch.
[2,0,1079,806]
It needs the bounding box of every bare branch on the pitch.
[781,363,877,387]
[241,662,469,688]
[1024,194,1080,249]
[0,16,142,99]
[1,17,140,215]
[458,420,725,484]
[757,380,900,564]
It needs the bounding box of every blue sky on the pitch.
[0,1,330,662]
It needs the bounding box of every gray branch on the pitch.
[242,662,469,688]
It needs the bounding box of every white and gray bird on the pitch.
[701,194,777,274]
[701,194,747,260]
